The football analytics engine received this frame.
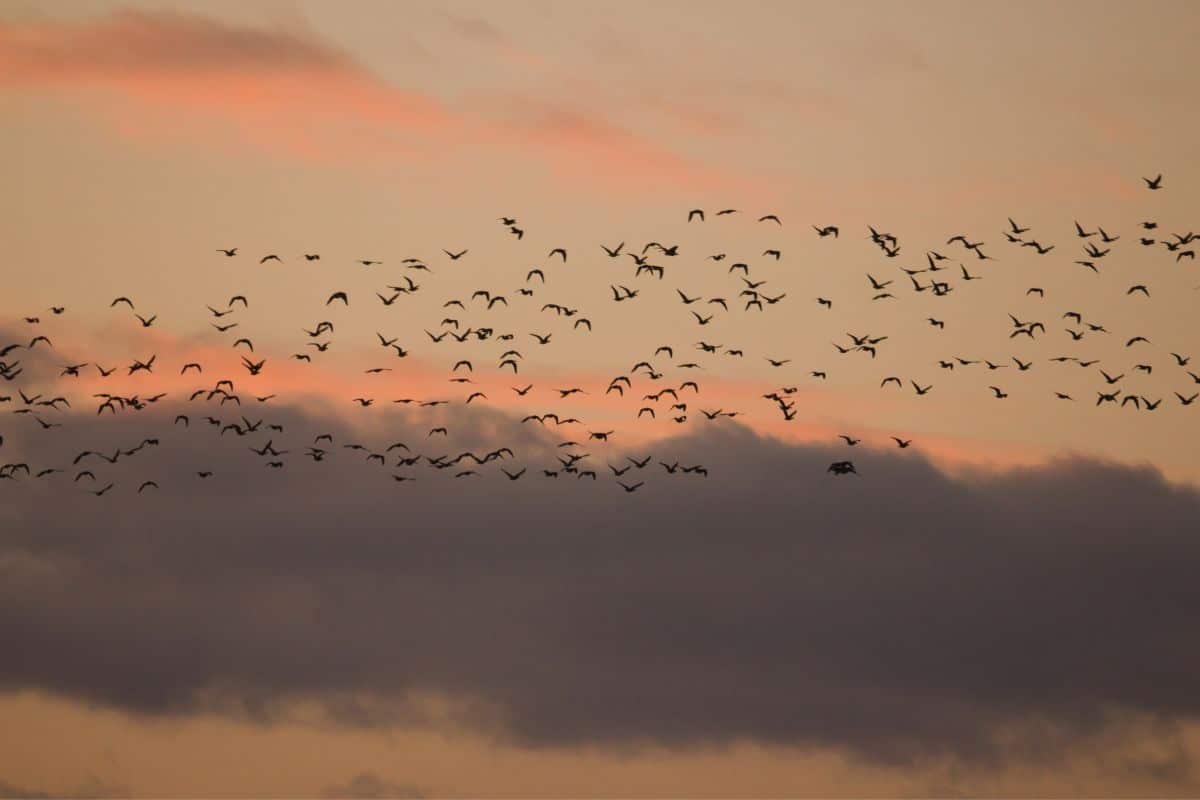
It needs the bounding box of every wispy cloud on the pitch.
[0,10,744,192]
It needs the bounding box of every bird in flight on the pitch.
[6,181,1197,494]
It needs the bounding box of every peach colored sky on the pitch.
[4,1,1200,486]
[4,2,1200,796]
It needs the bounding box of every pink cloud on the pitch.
[0,10,749,193]
[21,316,1061,480]
[0,11,449,163]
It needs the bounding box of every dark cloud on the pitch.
[2,399,1200,771]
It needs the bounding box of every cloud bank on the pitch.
[3,399,1200,768]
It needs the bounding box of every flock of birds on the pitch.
[2,173,1197,493]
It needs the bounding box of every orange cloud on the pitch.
[0,11,449,164]
[20,316,1060,480]
[0,10,747,193]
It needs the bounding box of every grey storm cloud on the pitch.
[2,395,1200,769]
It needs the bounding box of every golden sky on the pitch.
[3,1,1200,796]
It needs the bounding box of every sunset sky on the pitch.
[4,1,1200,797]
